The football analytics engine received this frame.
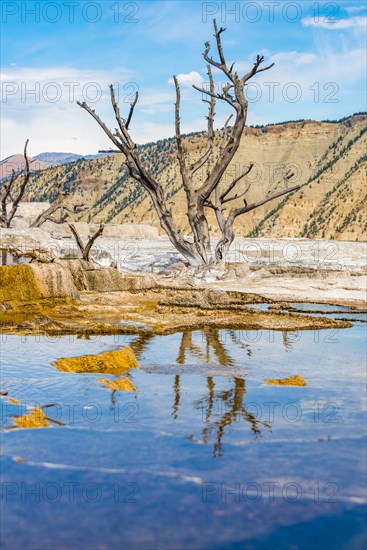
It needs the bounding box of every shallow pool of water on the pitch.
[0,308,366,549]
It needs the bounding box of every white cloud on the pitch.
[230,45,366,124]
[301,15,367,30]
[1,64,202,158]
[168,71,204,87]
[267,51,318,66]
[1,66,135,107]
[236,47,365,89]
[0,65,138,158]
[345,6,367,14]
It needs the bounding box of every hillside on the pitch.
[13,113,367,241]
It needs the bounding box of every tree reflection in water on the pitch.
[130,329,272,457]
[174,328,271,457]
[195,376,271,457]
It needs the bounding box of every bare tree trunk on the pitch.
[0,245,56,264]
[77,20,302,268]
[0,140,31,228]
[68,223,104,262]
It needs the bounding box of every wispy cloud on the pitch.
[138,89,175,114]
[345,6,367,14]
[301,15,367,30]
[1,66,135,105]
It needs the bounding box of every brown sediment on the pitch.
[0,264,357,337]
[53,346,139,374]
[264,375,307,386]
[12,407,50,429]
[1,303,353,336]
[99,377,136,392]
[16,314,66,331]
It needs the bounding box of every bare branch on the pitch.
[98,149,123,154]
[109,85,131,144]
[203,64,216,178]
[83,223,104,261]
[189,148,212,176]
[68,223,86,256]
[173,76,186,167]
[220,163,253,201]
[77,101,124,152]
[219,115,234,156]
[232,184,301,219]
[203,20,235,82]
[1,170,17,226]
[242,54,274,84]
[126,91,138,129]
[222,183,251,204]
[1,245,56,264]
[192,84,236,108]
[173,75,196,194]
[3,139,31,228]
[68,222,104,262]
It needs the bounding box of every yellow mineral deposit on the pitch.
[13,456,27,463]
[264,374,307,386]
[53,346,139,374]
[13,407,50,429]
[98,377,136,392]
[0,265,41,302]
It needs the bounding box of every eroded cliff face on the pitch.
[22,115,367,241]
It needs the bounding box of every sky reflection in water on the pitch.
[0,312,366,549]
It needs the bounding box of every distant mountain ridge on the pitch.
[0,151,113,181]
[0,154,54,180]
[34,152,109,165]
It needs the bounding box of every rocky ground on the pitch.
[1,228,366,305]
[1,226,366,340]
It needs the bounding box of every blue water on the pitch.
[0,311,366,549]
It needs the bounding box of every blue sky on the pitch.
[1,0,366,157]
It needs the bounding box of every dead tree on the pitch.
[78,20,301,266]
[68,222,104,262]
[31,178,86,228]
[1,245,56,264]
[0,140,31,229]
